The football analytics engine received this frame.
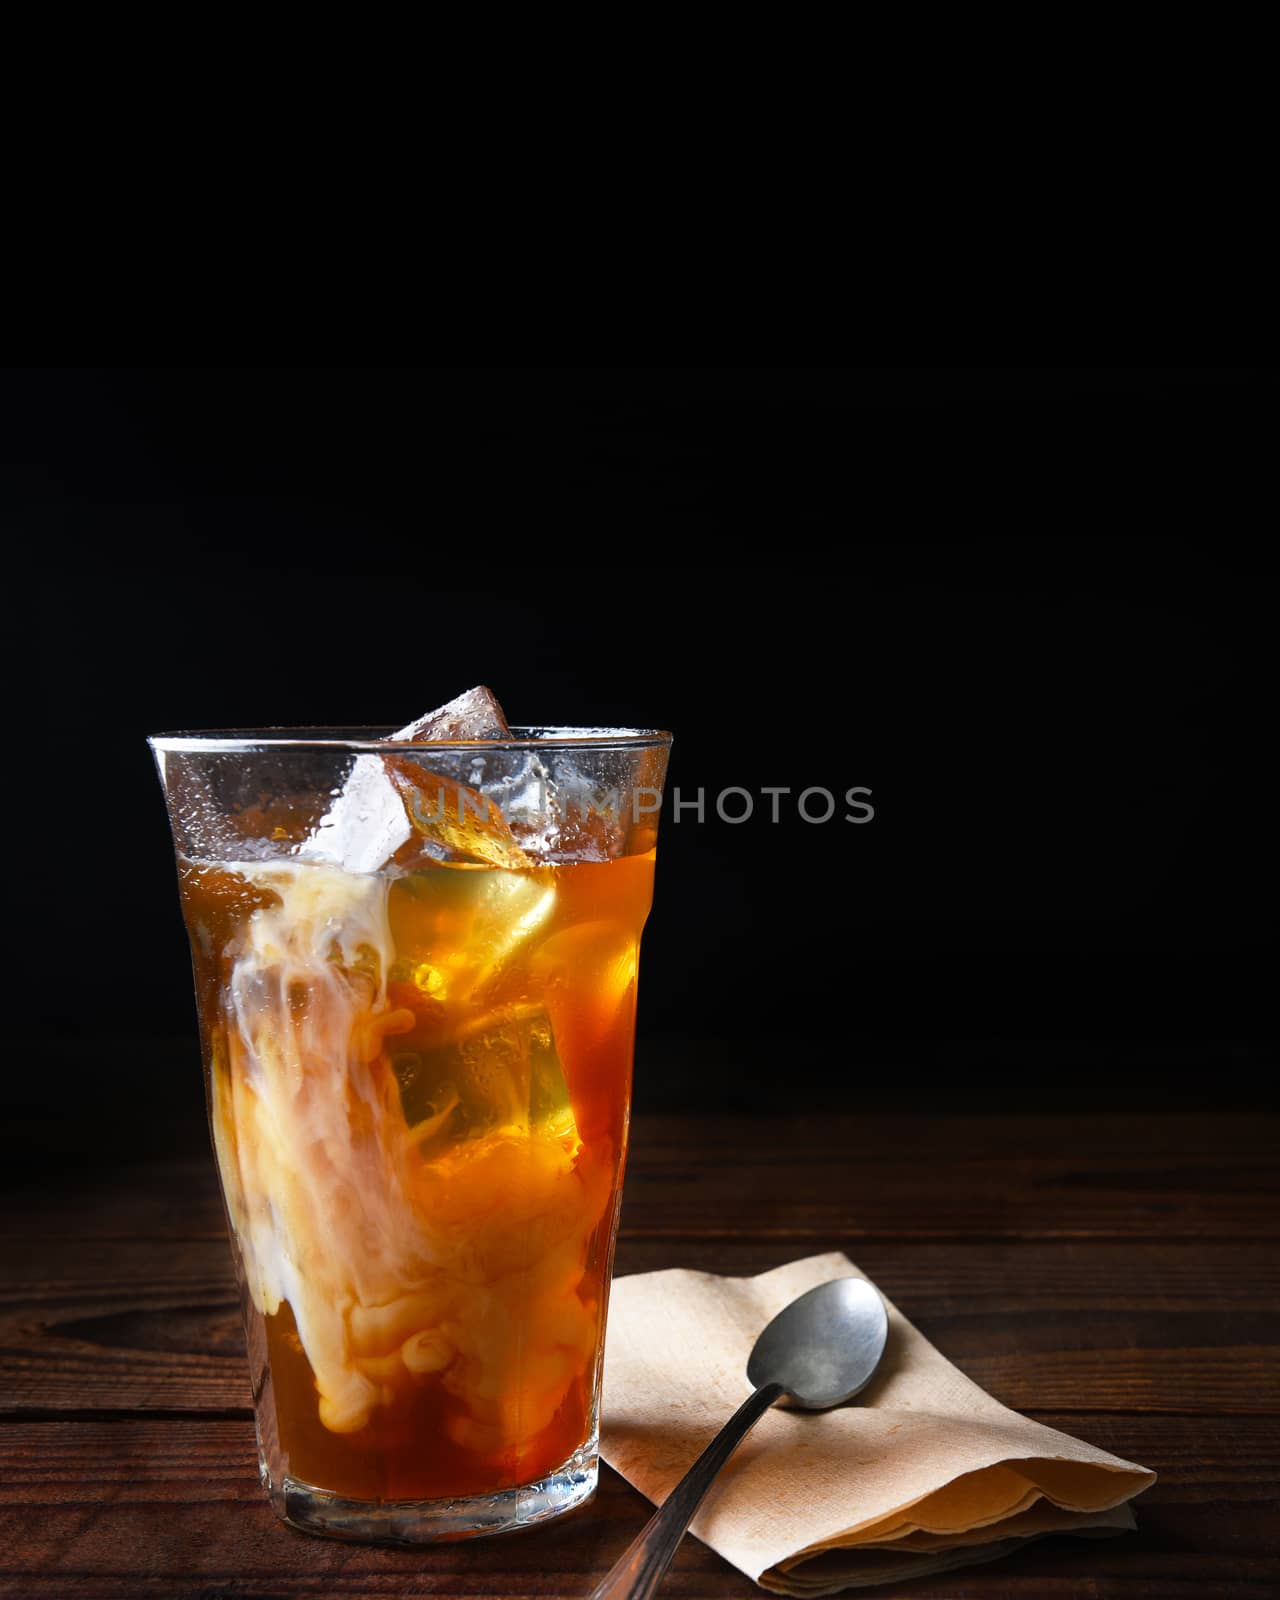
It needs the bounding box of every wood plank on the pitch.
[8,1235,1276,1323]
[0,1415,1274,1598]
[618,1115,1280,1238]
[2,1240,1275,1418]
[6,1113,1279,1242]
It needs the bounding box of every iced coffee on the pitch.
[151,691,670,1540]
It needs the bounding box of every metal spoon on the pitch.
[590,1276,889,1600]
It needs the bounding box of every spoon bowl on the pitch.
[747,1276,889,1408]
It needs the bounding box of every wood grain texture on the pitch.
[1,1112,1276,1598]
[8,1113,1277,1242]
[0,1417,1275,1599]
[2,1238,1277,1419]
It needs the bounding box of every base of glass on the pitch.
[264,1440,599,1544]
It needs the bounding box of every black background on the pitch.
[3,368,1273,1166]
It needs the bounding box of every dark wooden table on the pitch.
[3,1113,1276,1598]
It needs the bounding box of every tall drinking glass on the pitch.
[149,726,671,1542]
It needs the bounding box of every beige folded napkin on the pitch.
[600,1253,1155,1594]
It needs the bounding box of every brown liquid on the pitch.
[261,1266,598,1499]
[181,851,654,1501]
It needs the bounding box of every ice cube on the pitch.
[383,757,530,871]
[299,751,413,874]
[396,685,512,742]
[301,686,522,874]
[542,759,627,862]
[472,746,627,864]
[391,1003,576,1157]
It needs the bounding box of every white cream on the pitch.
[211,856,608,1448]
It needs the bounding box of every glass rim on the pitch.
[148,725,673,755]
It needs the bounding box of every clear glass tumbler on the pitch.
[149,726,671,1542]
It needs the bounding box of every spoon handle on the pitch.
[589,1381,784,1600]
